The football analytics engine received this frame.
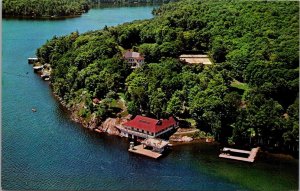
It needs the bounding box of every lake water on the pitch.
[2,6,298,190]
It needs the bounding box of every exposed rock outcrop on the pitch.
[181,136,194,142]
[87,114,99,130]
[99,118,120,136]
[169,128,197,142]
[96,116,131,136]
[169,135,194,142]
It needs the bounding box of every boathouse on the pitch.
[123,50,144,68]
[117,115,178,139]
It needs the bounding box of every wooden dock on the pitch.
[28,57,38,64]
[33,65,43,72]
[128,145,162,159]
[94,129,103,134]
[219,147,259,163]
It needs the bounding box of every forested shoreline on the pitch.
[36,0,299,155]
[2,0,174,18]
[2,0,89,18]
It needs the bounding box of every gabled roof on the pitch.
[124,50,144,59]
[122,115,177,133]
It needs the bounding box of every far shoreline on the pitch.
[2,2,163,21]
[2,14,82,20]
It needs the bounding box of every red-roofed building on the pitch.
[116,115,178,139]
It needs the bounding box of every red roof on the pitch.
[122,115,177,133]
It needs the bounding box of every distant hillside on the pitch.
[2,0,89,18]
[2,0,173,18]
[89,0,174,2]
[37,0,298,154]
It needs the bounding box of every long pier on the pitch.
[219,147,259,163]
[129,145,162,159]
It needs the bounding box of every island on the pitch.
[34,0,298,157]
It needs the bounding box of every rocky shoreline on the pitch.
[52,90,298,162]
[53,91,208,145]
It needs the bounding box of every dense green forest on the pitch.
[2,0,89,17]
[36,0,299,154]
[2,0,173,18]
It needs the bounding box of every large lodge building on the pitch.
[123,50,145,69]
[117,115,178,139]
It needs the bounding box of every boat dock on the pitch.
[33,65,43,72]
[28,57,38,64]
[129,145,162,159]
[128,138,169,159]
[219,147,260,163]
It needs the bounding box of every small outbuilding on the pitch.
[142,138,169,153]
[92,98,101,105]
[179,54,212,65]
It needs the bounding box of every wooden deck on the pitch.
[128,145,162,159]
[219,147,259,163]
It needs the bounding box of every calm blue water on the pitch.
[2,6,298,191]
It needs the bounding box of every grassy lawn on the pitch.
[183,118,197,128]
[231,79,249,91]
[113,92,128,117]
[117,92,126,101]
[231,79,250,101]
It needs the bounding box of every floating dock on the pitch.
[33,65,43,72]
[129,145,162,159]
[28,57,38,64]
[128,138,169,159]
[219,147,259,163]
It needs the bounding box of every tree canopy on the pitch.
[2,0,89,17]
[36,0,299,153]
[2,0,174,18]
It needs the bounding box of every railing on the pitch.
[116,125,154,139]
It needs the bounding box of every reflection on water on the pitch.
[2,6,298,191]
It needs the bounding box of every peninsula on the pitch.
[35,0,299,156]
